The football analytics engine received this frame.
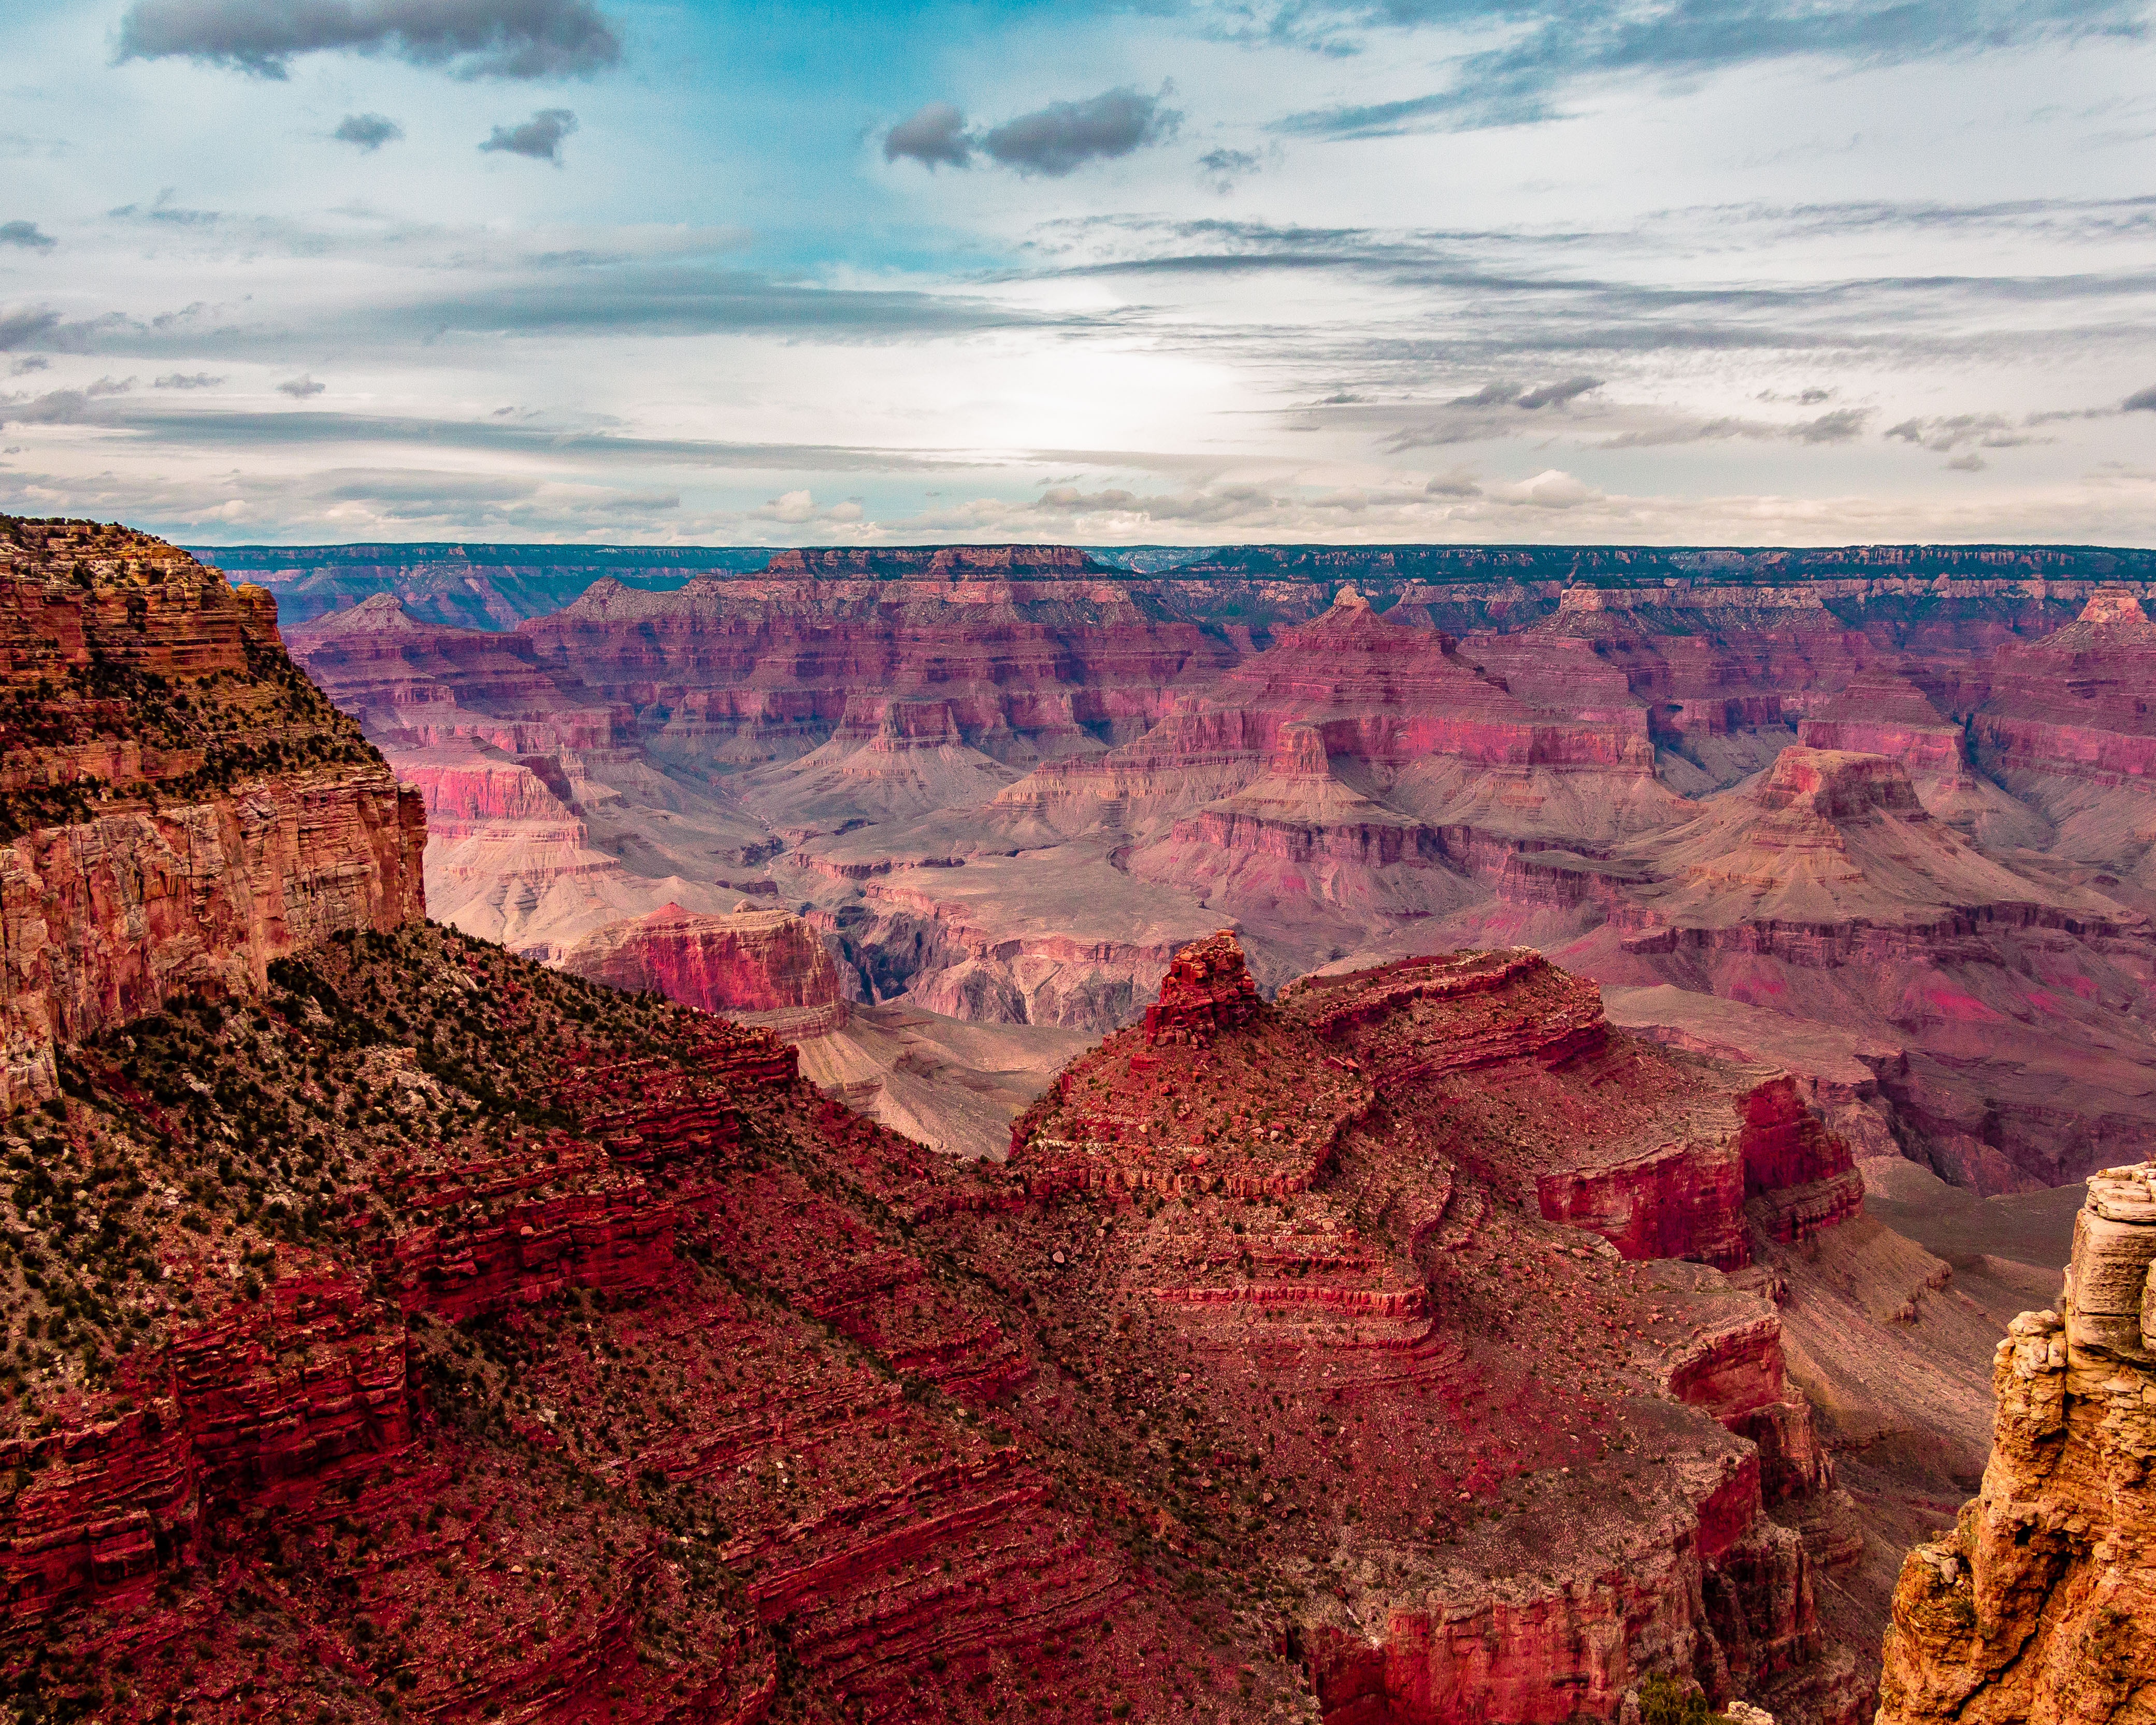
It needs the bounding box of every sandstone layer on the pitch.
[1876,1162,2156,1725]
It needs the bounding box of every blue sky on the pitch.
[4,0,2156,544]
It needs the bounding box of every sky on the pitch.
[4,0,2156,546]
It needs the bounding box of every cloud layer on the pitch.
[0,0,2152,544]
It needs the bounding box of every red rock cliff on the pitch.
[0,518,425,1109]
[559,902,845,1028]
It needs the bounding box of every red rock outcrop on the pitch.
[1876,1162,2156,1725]
[1142,927,1262,1046]
[0,518,426,1112]
[559,902,845,1028]
[1011,938,1864,1724]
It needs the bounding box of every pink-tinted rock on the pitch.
[561,903,844,1022]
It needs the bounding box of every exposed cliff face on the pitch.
[0,516,425,1111]
[560,902,845,1027]
[522,551,1242,778]
[1576,748,2156,1195]
[1876,1162,2156,1725]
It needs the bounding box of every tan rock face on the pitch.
[1875,1162,2156,1725]
[0,516,426,1107]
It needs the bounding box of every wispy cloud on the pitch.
[0,223,56,252]
[1274,0,2150,136]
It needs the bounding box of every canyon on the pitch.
[278,542,2156,1203]
[0,514,2129,1722]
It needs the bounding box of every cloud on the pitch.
[0,223,55,252]
[1,378,138,425]
[1483,468,1600,509]
[0,306,60,349]
[1515,375,1602,410]
[276,375,326,398]
[1598,405,1873,447]
[1276,0,2149,137]
[884,102,972,169]
[886,88,1181,178]
[334,113,404,151]
[2125,385,2156,411]
[754,488,861,525]
[1946,452,1989,471]
[9,357,49,376]
[115,0,622,80]
[981,88,1180,178]
[1425,468,1482,497]
[480,109,578,163]
[1443,376,1604,410]
[1199,148,1261,192]
[1884,412,2043,452]
[154,371,223,389]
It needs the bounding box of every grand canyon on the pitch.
[0,513,2145,1723]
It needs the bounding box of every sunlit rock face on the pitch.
[0,516,425,1111]
[1876,1163,2156,1725]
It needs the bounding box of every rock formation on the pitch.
[1876,1162,2156,1725]
[560,902,846,1029]
[0,516,425,1112]
[1143,927,1262,1045]
[1010,932,1871,1722]
[0,879,1888,1724]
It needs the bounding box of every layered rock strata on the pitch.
[560,902,847,1031]
[1876,1162,2156,1725]
[0,517,425,1112]
[1011,933,1867,1723]
[3,912,1879,1724]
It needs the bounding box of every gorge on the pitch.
[0,514,2137,1724]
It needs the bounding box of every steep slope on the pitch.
[1968,584,2156,904]
[0,897,1902,1724]
[521,545,1242,782]
[288,601,769,959]
[0,515,425,1113]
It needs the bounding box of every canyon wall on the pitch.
[0,517,425,1110]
